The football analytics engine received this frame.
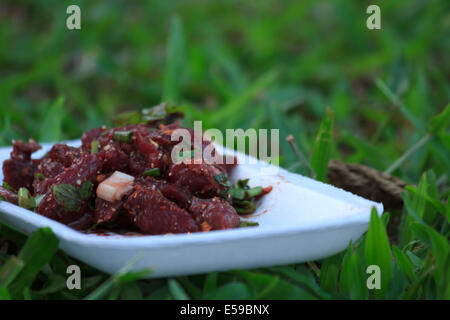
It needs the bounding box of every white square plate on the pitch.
[0,140,383,277]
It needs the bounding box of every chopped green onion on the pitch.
[143,168,161,177]
[246,187,263,198]
[233,200,256,214]
[113,130,133,142]
[18,188,35,210]
[237,179,250,189]
[239,221,259,228]
[34,172,46,181]
[229,187,245,200]
[90,139,100,154]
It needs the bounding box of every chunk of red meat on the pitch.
[99,141,130,173]
[128,151,150,175]
[123,184,198,234]
[131,130,163,174]
[148,121,184,151]
[0,186,18,204]
[48,144,80,167]
[2,140,41,192]
[36,157,64,179]
[94,125,155,174]
[37,152,103,224]
[94,197,122,224]
[33,144,81,194]
[33,158,63,194]
[81,127,107,151]
[158,183,192,208]
[167,162,229,198]
[137,177,192,208]
[189,197,240,230]
[68,213,94,230]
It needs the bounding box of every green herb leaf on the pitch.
[142,168,161,177]
[113,130,133,142]
[142,102,182,122]
[112,111,142,127]
[214,174,231,188]
[79,181,94,200]
[113,103,183,127]
[53,184,83,211]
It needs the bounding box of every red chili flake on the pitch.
[261,186,273,195]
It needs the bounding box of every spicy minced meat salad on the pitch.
[0,120,271,235]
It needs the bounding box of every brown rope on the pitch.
[327,159,407,210]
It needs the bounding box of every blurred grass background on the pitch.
[1,0,448,180]
[0,0,449,300]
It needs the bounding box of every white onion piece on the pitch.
[96,171,135,202]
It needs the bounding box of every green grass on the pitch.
[0,0,449,299]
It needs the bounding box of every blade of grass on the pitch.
[311,107,334,182]
[384,134,431,174]
[203,282,251,300]
[286,134,315,177]
[84,253,151,300]
[40,96,65,142]
[365,208,392,298]
[208,70,278,127]
[375,78,424,133]
[426,104,449,134]
[8,228,59,299]
[0,256,24,288]
[162,16,184,104]
[168,279,190,300]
